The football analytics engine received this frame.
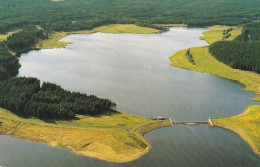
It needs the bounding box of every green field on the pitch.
[0,108,172,162]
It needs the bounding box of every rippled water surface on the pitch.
[1,28,259,167]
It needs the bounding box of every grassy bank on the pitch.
[212,106,260,155]
[0,108,172,162]
[38,32,72,49]
[39,24,159,49]
[93,24,160,34]
[170,27,260,102]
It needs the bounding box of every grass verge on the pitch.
[0,108,172,162]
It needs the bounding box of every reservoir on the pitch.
[1,28,259,166]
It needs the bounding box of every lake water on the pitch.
[1,28,259,166]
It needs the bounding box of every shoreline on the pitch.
[211,106,260,156]
[169,26,260,156]
[170,27,260,102]
[0,108,172,162]
[0,24,171,162]
[3,24,259,161]
[212,123,260,156]
[38,24,161,49]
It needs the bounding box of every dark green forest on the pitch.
[0,26,47,80]
[209,23,260,73]
[0,0,259,33]
[6,26,48,53]
[0,44,20,80]
[0,77,116,119]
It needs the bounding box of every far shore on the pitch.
[38,24,161,49]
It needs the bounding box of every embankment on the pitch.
[0,108,172,162]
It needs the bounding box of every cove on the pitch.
[1,28,259,166]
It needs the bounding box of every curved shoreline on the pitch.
[170,26,260,156]
[211,106,260,156]
[0,108,172,162]
[38,24,160,49]
[170,27,260,102]
[0,24,172,162]
[212,123,260,156]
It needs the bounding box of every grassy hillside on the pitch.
[0,108,172,162]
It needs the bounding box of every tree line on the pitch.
[5,25,48,53]
[0,77,116,119]
[0,25,47,80]
[209,23,260,73]
[185,49,195,65]
[0,43,20,80]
